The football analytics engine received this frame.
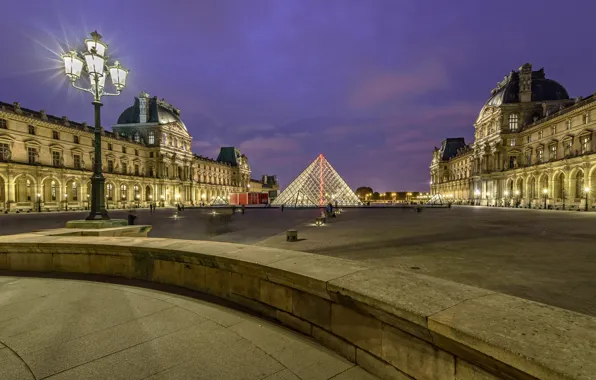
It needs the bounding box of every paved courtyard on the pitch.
[1,206,595,317]
[0,276,375,380]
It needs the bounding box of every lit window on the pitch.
[584,113,590,124]
[581,136,591,154]
[567,119,572,130]
[510,138,516,147]
[551,145,557,160]
[148,131,155,145]
[134,132,140,143]
[537,149,544,163]
[51,181,56,201]
[107,184,114,200]
[120,184,127,200]
[551,125,556,135]
[509,114,519,131]
[72,182,78,201]
[162,133,167,145]
[539,130,543,139]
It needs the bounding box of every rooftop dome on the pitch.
[116,92,187,131]
[483,66,569,108]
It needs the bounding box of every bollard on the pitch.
[286,229,298,242]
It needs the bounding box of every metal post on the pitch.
[585,191,589,211]
[86,101,109,220]
[544,193,547,209]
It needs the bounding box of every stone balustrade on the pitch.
[0,234,594,380]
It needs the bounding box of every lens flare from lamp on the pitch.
[61,51,84,82]
[585,187,590,193]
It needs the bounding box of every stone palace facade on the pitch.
[430,63,596,209]
[0,92,259,212]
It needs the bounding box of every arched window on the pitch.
[106,184,114,200]
[148,130,155,145]
[162,133,167,146]
[134,185,140,200]
[51,181,56,201]
[576,171,585,198]
[133,132,140,143]
[72,182,78,201]
[120,184,127,200]
[509,114,519,131]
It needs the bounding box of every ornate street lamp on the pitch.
[515,190,520,208]
[60,31,129,221]
[542,188,548,209]
[584,187,590,211]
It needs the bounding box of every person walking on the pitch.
[281,204,284,212]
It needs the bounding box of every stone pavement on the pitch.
[2,206,596,317]
[0,276,377,380]
[257,206,596,318]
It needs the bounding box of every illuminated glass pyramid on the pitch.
[272,154,362,207]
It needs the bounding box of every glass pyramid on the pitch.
[272,154,362,207]
[210,195,229,206]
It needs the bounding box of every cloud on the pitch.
[239,136,301,155]
[347,62,450,110]
[192,140,212,149]
[234,123,277,133]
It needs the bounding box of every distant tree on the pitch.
[355,187,373,200]
[372,192,380,200]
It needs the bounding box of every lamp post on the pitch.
[584,187,590,211]
[486,191,490,206]
[37,193,41,213]
[64,193,68,211]
[160,195,165,208]
[542,188,548,209]
[60,31,129,221]
[515,190,520,208]
[504,190,509,207]
[474,189,480,206]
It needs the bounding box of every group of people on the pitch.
[148,203,158,213]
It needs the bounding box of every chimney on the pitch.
[519,63,532,102]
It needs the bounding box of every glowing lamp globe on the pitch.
[84,32,107,57]
[61,51,84,82]
[83,50,105,77]
[108,61,129,91]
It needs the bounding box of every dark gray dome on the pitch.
[484,68,569,107]
[117,95,187,131]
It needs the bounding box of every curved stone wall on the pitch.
[0,233,594,380]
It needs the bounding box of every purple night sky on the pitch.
[1,0,595,191]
